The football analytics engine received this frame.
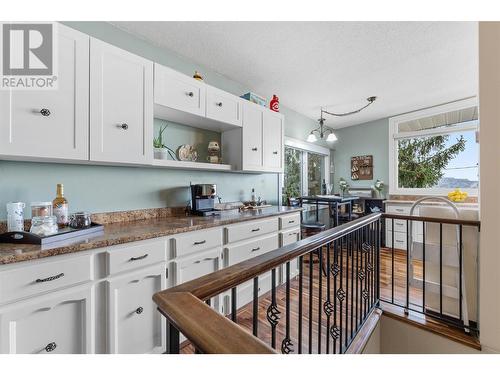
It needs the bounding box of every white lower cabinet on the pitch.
[107,264,166,354]
[280,227,301,280]
[0,285,94,354]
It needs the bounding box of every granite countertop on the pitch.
[0,206,302,265]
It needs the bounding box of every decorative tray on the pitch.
[0,223,104,245]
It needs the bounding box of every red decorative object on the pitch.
[270,95,280,112]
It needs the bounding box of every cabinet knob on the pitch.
[216,102,223,107]
[117,123,129,130]
[187,91,194,97]
[135,307,144,315]
[251,147,258,151]
[40,108,51,117]
[273,151,278,155]
[45,342,57,352]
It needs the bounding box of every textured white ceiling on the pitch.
[112,21,478,128]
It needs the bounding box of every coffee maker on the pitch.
[190,183,219,216]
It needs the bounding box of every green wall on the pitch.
[332,118,389,191]
[0,22,317,219]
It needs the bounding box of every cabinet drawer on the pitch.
[224,234,279,267]
[225,217,278,244]
[173,248,221,285]
[0,254,92,304]
[279,213,301,230]
[385,230,407,250]
[385,218,407,233]
[106,238,168,276]
[173,227,222,258]
[280,228,301,246]
[206,86,242,126]
[154,63,206,116]
[386,205,411,215]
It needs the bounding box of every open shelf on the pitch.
[152,158,233,172]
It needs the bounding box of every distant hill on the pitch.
[437,177,479,188]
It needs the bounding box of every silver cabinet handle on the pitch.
[395,208,404,212]
[36,273,64,283]
[194,240,206,245]
[45,342,57,352]
[273,151,278,155]
[395,240,405,243]
[251,147,258,151]
[251,228,260,232]
[117,123,128,130]
[187,91,194,97]
[130,254,148,261]
[216,102,223,107]
[251,247,261,252]
[288,220,295,224]
[40,108,51,116]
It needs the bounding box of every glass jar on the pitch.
[6,202,25,232]
[31,202,53,218]
[30,216,58,237]
[68,212,92,229]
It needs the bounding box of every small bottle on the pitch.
[322,179,327,195]
[251,188,256,204]
[53,184,69,228]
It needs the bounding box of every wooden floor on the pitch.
[181,247,418,354]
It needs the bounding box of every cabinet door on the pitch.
[0,285,93,354]
[263,111,284,171]
[154,63,206,117]
[90,38,153,165]
[107,264,166,354]
[241,102,263,170]
[0,24,89,161]
[206,86,242,127]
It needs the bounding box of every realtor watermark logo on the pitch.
[0,22,58,90]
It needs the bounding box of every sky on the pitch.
[441,130,478,182]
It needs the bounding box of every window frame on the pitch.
[281,137,331,204]
[388,97,479,196]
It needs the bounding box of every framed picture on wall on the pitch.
[351,155,373,180]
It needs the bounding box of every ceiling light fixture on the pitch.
[308,96,377,142]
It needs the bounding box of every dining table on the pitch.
[300,195,359,227]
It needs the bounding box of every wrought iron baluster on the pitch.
[363,226,369,318]
[308,251,313,354]
[422,221,426,314]
[318,247,323,354]
[350,231,354,341]
[325,243,332,354]
[392,218,395,304]
[332,239,339,354]
[267,268,280,349]
[339,236,344,353]
[298,255,304,354]
[281,262,293,354]
[355,228,360,332]
[231,287,237,322]
[406,219,410,314]
[345,233,350,348]
[166,322,180,354]
[376,219,381,304]
[253,277,259,337]
[439,223,443,316]
[459,224,463,322]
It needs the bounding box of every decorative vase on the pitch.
[270,95,280,112]
[154,148,169,160]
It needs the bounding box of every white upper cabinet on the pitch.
[205,86,242,127]
[154,63,206,117]
[90,38,153,165]
[262,110,284,171]
[0,24,89,161]
[241,101,263,170]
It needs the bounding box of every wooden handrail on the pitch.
[382,213,481,228]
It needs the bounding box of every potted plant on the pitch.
[372,179,385,198]
[339,178,349,197]
[153,124,176,160]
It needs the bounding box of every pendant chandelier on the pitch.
[307,96,377,143]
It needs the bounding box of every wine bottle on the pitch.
[53,184,69,228]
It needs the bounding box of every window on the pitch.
[282,137,330,205]
[389,98,479,195]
